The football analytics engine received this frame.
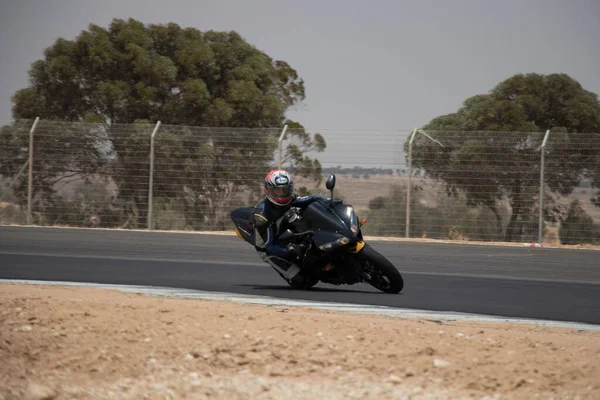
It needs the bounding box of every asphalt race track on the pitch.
[1,226,599,325]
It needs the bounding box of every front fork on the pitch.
[346,241,372,281]
[321,240,365,270]
[321,241,370,283]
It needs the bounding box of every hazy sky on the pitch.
[1,0,599,168]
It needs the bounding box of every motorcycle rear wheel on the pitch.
[356,244,404,294]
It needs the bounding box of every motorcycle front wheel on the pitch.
[287,273,319,290]
[356,244,404,294]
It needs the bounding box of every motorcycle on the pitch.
[230,174,404,294]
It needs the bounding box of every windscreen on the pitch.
[303,201,351,234]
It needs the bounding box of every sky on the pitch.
[1,0,599,168]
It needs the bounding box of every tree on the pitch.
[5,18,325,228]
[279,120,326,188]
[559,199,600,244]
[411,73,600,241]
[12,19,305,127]
[0,120,107,225]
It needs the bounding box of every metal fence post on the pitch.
[538,129,551,244]
[406,128,418,238]
[26,117,40,225]
[278,125,288,169]
[147,121,162,230]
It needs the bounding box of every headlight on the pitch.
[319,236,350,251]
[345,206,359,234]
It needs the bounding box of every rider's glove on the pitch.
[285,208,301,223]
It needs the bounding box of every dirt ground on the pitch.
[1,284,599,400]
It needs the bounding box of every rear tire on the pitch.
[356,244,403,293]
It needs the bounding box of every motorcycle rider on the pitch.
[253,169,325,283]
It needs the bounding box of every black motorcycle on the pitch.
[230,174,404,294]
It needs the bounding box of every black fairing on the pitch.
[230,206,256,245]
[231,200,361,249]
[302,200,359,246]
[231,206,253,228]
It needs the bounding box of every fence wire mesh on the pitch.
[149,124,281,230]
[406,130,547,243]
[400,130,600,244]
[1,120,599,245]
[545,132,600,245]
[0,119,34,226]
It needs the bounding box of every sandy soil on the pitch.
[1,283,599,400]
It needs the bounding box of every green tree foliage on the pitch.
[558,200,600,244]
[425,73,600,132]
[281,120,326,188]
[362,184,504,241]
[0,122,30,205]
[410,73,600,242]
[3,18,325,228]
[12,19,304,127]
[0,120,107,225]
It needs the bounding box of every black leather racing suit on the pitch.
[252,194,325,280]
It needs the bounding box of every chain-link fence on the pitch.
[393,129,600,245]
[1,119,599,245]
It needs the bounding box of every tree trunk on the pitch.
[505,180,522,242]
[136,196,148,229]
[505,212,519,242]
[487,204,503,240]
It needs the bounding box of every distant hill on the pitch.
[321,166,406,177]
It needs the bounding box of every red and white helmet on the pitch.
[264,169,294,206]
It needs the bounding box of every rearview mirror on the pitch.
[325,174,336,191]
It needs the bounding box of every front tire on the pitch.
[356,244,403,293]
[287,273,319,290]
